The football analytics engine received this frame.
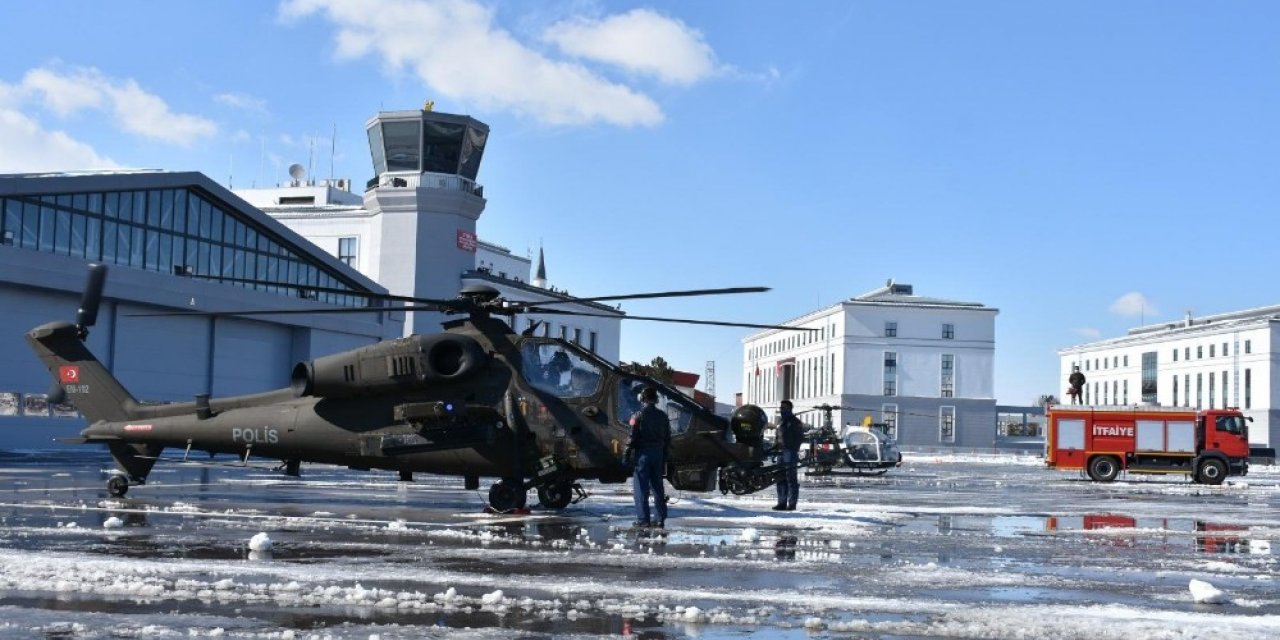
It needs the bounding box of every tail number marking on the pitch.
[232,428,279,444]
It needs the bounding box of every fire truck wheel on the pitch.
[1196,459,1227,485]
[1087,456,1120,482]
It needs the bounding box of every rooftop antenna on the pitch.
[307,137,315,186]
[288,163,306,187]
[228,152,233,189]
[329,123,336,185]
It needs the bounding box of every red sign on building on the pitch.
[457,229,477,252]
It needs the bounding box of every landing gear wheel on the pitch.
[1087,456,1120,482]
[1196,459,1227,485]
[488,480,526,512]
[106,475,129,497]
[537,481,574,509]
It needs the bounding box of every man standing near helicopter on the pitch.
[626,386,671,528]
[774,400,804,511]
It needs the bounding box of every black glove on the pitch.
[621,448,635,468]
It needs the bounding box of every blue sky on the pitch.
[2,1,1277,406]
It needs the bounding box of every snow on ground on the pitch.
[0,451,1273,638]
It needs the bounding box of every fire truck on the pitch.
[1045,406,1251,484]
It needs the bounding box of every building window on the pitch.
[1245,340,1252,354]
[1196,373,1203,408]
[1123,355,1128,367]
[1221,371,1228,409]
[560,325,568,340]
[1184,374,1190,407]
[939,406,956,443]
[885,321,897,337]
[589,331,598,353]
[1122,380,1128,405]
[1185,347,1190,360]
[1197,346,1203,359]
[1173,349,1178,362]
[882,404,898,440]
[573,328,582,345]
[883,351,897,396]
[1210,344,1215,358]
[1085,360,1090,372]
[1222,342,1228,357]
[1140,352,1157,404]
[1209,372,1215,408]
[338,236,357,267]
[942,323,955,339]
[1173,375,1179,406]
[1245,369,1252,409]
[940,354,954,398]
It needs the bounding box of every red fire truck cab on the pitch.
[1045,406,1251,484]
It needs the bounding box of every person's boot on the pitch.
[771,504,787,511]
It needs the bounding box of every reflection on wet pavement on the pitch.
[0,450,1275,638]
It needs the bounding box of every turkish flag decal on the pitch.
[58,365,81,383]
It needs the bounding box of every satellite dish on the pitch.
[288,164,306,181]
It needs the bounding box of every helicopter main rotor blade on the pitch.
[529,308,817,332]
[126,304,445,318]
[505,286,770,310]
[187,274,463,308]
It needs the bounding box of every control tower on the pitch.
[363,107,490,335]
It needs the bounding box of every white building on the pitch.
[235,107,622,362]
[742,281,998,449]
[1059,307,1277,447]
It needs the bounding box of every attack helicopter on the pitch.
[26,264,802,511]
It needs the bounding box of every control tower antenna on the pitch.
[705,360,716,400]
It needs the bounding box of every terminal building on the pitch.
[0,106,621,449]
[1059,307,1279,447]
[0,170,399,447]
[742,281,998,448]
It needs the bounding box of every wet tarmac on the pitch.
[0,450,1276,638]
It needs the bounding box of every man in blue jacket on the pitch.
[774,400,804,511]
[625,386,671,528]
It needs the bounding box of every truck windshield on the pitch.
[1214,415,1245,435]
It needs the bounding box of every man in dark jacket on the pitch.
[774,400,804,511]
[626,386,671,528]
[1068,366,1086,405]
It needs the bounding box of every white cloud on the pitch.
[21,68,104,116]
[214,92,269,115]
[0,108,118,172]
[1073,327,1102,339]
[542,9,717,85]
[18,66,216,146]
[231,129,253,143]
[1110,292,1160,318]
[280,0,663,127]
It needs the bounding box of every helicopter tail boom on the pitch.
[25,320,139,424]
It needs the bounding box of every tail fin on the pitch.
[25,321,137,423]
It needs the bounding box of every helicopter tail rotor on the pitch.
[75,263,107,339]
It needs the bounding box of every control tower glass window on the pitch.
[367,124,386,175]
[422,122,465,174]
[382,121,421,172]
[458,126,488,180]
